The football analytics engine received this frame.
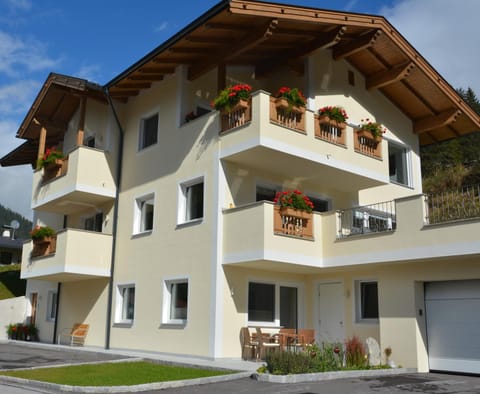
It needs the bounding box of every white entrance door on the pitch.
[317,282,345,344]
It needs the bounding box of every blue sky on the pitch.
[0,0,479,221]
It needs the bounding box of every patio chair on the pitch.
[295,328,315,351]
[57,323,89,346]
[256,327,281,360]
[240,327,259,360]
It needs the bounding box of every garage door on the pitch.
[425,280,480,373]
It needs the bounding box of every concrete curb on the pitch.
[0,371,252,393]
[257,367,417,384]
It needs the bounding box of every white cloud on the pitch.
[0,30,60,77]
[381,0,480,93]
[155,21,168,32]
[0,165,33,220]
[76,64,102,82]
[0,80,39,115]
[3,0,31,11]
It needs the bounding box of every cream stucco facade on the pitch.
[5,1,480,375]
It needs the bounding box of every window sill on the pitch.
[176,218,203,229]
[160,321,187,329]
[131,230,153,239]
[113,322,134,328]
[355,319,379,325]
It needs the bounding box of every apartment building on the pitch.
[1,0,480,374]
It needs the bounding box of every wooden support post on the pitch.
[37,126,47,170]
[217,63,226,93]
[76,96,86,146]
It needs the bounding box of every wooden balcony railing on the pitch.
[314,115,346,146]
[42,157,69,183]
[220,99,252,133]
[273,205,313,239]
[353,130,382,159]
[31,235,57,258]
[269,97,306,134]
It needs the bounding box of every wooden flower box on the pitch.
[31,236,57,258]
[315,115,347,146]
[220,99,251,133]
[354,129,382,159]
[270,97,305,133]
[273,205,313,239]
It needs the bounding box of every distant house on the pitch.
[1,0,480,375]
[0,228,23,265]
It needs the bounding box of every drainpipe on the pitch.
[52,282,61,343]
[104,86,125,350]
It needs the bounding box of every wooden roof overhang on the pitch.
[0,73,105,167]
[107,0,480,146]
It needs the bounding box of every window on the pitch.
[248,282,275,322]
[179,178,204,223]
[134,194,154,234]
[163,279,189,324]
[388,142,410,186]
[308,196,330,212]
[256,184,279,202]
[116,285,135,323]
[139,113,158,150]
[356,280,379,322]
[46,291,57,321]
[84,212,103,232]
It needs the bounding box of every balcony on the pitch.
[32,146,116,214]
[21,229,112,282]
[218,91,389,194]
[222,201,322,272]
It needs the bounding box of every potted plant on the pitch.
[38,147,64,170]
[212,84,252,113]
[356,118,386,141]
[30,225,56,244]
[318,106,348,126]
[274,87,306,113]
[6,323,17,340]
[273,189,314,218]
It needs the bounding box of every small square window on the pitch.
[46,291,57,321]
[356,280,379,322]
[163,279,188,324]
[179,178,204,224]
[134,194,154,234]
[116,285,135,323]
[139,113,158,150]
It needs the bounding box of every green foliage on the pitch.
[30,226,55,240]
[318,106,349,123]
[357,119,386,138]
[276,86,306,108]
[273,190,315,212]
[37,147,64,169]
[0,264,26,300]
[6,322,38,341]
[0,361,233,386]
[213,84,252,112]
[344,336,368,368]
[0,204,32,239]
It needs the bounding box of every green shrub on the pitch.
[266,351,313,375]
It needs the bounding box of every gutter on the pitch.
[103,86,125,350]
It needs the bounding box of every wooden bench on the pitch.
[57,323,89,346]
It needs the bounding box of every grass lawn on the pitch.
[0,264,26,300]
[0,361,234,386]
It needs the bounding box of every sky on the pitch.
[0,0,479,221]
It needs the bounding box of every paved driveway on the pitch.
[0,342,129,370]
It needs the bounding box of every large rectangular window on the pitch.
[356,280,379,322]
[256,184,279,202]
[116,285,135,323]
[388,142,410,186]
[163,279,189,324]
[248,282,275,322]
[179,177,204,224]
[139,113,158,150]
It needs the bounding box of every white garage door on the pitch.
[425,280,480,373]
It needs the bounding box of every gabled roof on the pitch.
[106,0,480,146]
[0,73,105,167]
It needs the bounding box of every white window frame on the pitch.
[162,278,189,325]
[388,140,412,187]
[247,279,304,327]
[46,290,57,322]
[178,176,204,224]
[354,279,379,324]
[115,284,136,324]
[138,112,159,151]
[133,193,154,234]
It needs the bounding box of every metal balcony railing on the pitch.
[337,200,396,238]
[425,184,480,224]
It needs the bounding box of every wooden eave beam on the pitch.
[109,90,139,97]
[188,19,278,81]
[139,66,176,74]
[255,26,346,78]
[33,117,68,133]
[204,22,245,31]
[366,61,414,90]
[414,109,461,134]
[116,82,152,89]
[186,36,233,44]
[128,74,164,81]
[169,47,213,54]
[333,29,382,60]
